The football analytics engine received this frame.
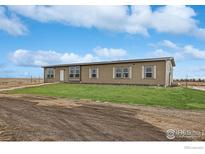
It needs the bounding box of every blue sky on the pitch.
[0,5,205,79]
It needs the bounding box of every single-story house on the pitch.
[42,57,175,86]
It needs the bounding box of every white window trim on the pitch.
[153,65,157,79]
[113,67,115,79]
[69,66,80,78]
[96,68,99,78]
[46,68,55,79]
[129,66,132,79]
[143,65,157,79]
[114,66,131,79]
[89,67,99,79]
[89,68,92,79]
[144,65,154,79]
[142,65,144,79]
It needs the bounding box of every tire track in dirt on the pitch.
[0,95,168,141]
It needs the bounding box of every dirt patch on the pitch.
[0,78,43,90]
[0,94,167,141]
[134,106,205,141]
[191,86,205,91]
[0,94,204,141]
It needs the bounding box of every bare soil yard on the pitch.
[0,94,204,141]
[0,78,43,89]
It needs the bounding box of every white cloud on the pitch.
[10,49,96,67]
[149,49,169,57]
[161,40,178,49]
[9,6,143,34]
[193,28,205,40]
[10,47,127,67]
[148,40,205,60]
[183,45,205,59]
[0,6,27,36]
[148,46,205,79]
[94,47,127,57]
[148,40,179,50]
[148,48,183,60]
[149,6,198,34]
[6,5,205,38]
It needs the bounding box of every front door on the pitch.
[60,70,64,82]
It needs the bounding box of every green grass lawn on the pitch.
[9,83,205,110]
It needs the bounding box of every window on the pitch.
[123,68,129,78]
[116,68,122,78]
[89,68,98,78]
[115,67,130,78]
[47,68,54,78]
[91,68,97,78]
[144,66,153,78]
[69,66,80,78]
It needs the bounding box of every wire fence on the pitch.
[0,76,44,89]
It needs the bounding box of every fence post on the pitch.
[31,75,33,83]
[185,74,188,88]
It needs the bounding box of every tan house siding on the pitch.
[80,61,166,85]
[43,57,175,86]
[44,67,68,83]
[44,66,82,83]
[165,60,173,86]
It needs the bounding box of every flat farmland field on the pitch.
[174,81,205,86]
[0,78,43,89]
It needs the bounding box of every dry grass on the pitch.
[174,81,205,86]
[0,78,43,89]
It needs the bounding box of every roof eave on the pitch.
[41,57,176,68]
[169,58,176,67]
